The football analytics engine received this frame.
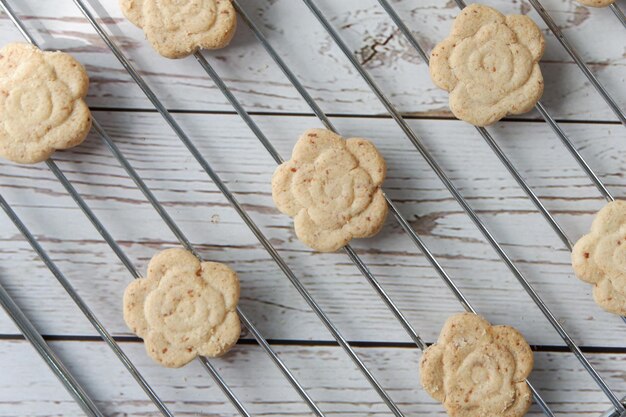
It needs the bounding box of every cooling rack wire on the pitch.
[0,0,624,416]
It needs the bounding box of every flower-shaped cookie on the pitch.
[124,248,241,367]
[272,128,388,252]
[577,0,614,7]
[0,43,91,164]
[120,0,237,59]
[420,312,534,417]
[572,201,626,315]
[429,4,545,126]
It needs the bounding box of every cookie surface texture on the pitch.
[429,4,545,126]
[572,200,626,315]
[0,43,91,164]
[577,0,614,7]
[271,128,388,252]
[123,248,241,368]
[420,312,534,417]
[120,0,237,58]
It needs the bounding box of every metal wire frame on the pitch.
[441,1,617,203]
[0,7,246,417]
[194,41,417,348]
[378,0,626,411]
[1,1,620,416]
[228,0,469,313]
[194,45,429,349]
[0,4,325,416]
[203,50,428,355]
[93,115,322,417]
[211,1,615,412]
[249,0,624,414]
[447,0,626,317]
[0,190,176,416]
[527,0,626,127]
[376,0,621,292]
[0,22,171,409]
[67,1,412,415]
[382,0,626,355]
[301,0,626,414]
[48,144,256,417]
[610,3,626,29]
[378,0,617,254]
[83,120,318,417]
[195,3,556,416]
[1,171,179,414]
[0,273,105,417]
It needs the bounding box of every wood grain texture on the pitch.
[1,339,626,417]
[1,113,624,348]
[0,0,622,120]
[1,0,625,415]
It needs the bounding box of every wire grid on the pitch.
[0,0,624,416]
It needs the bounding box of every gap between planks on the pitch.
[85,107,624,126]
[2,334,626,354]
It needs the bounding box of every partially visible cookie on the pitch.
[572,200,626,315]
[429,4,545,126]
[120,0,237,59]
[420,312,533,417]
[124,248,241,368]
[577,0,614,7]
[0,43,91,164]
[271,128,388,252]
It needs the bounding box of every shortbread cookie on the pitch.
[120,0,237,59]
[430,4,545,126]
[577,0,614,7]
[0,43,91,164]
[124,248,241,368]
[572,201,626,315]
[272,128,388,252]
[420,312,533,417]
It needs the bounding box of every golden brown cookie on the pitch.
[0,43,91,164]
[120,0,237,59]
[271,128,388,252]
[420,312,534,417]
[124,248,241,368]
[429,4,545,126]
[572,200,626,315]
[577,0,614,7]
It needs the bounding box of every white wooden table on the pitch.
[0,0,625,415]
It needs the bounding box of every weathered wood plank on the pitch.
[0,113,624,347]
[0,0,622,120]
[1,338,624,417]
[1,0,625,411]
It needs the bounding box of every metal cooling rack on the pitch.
[0,0,624,416]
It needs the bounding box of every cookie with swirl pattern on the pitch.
[0,43,91,164]
[120,0,237,58]
[124,248,241,367]
[420,312,534,417]
[429,4,545,126]
[271,128,388,252]
[572,200,626,315]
